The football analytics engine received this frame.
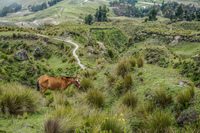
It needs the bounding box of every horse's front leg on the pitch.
[40,87,48,97]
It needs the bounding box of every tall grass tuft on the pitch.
[153,88,172,107]
[144,109,172,133]
[137,101,155,118]
[115,58,131,78]
[0,84,42,115]
[176,88,192,107]
[122,91,138,109]
[123,73,133,89]
[85,89,105,108]
[101,114,126,133]
[137,55,144,68]
[81,78,93,90]
[44,118,61,133]
[128,57,136,67]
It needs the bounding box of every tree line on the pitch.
[0,3,22,17]
[28,0,62,12]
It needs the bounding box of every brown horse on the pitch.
[36,75,82,95]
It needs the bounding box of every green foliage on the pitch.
[1,42,9,48]
[85,89,105,108]
[94,5,109,22]
[85,14,94,25]
[176,86,194,108]
[68,57,76,63]
[148,6,158,21]
[153,87,172,107]
[122,91,138,109]
[144,109,173,133]
[0,84,42,115]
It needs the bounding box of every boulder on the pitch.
[14,49,28,61]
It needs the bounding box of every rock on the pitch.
[14,49,28,61]
[176,109,199,127]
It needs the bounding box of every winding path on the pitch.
[36,34,85,70]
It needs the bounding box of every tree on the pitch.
[175,5,183,19]
[85,14,94,25]
[196,10,200,21]
[94,5,109,22]
[148,6,158,21]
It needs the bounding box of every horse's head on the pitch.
[73,76,82,89]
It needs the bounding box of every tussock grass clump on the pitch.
[81,78,93,90]
[44,118,61,133]
[123,73,133,89]
[115,58,131,78]
[137,55,144,68]
[128,57,136,67]
[85,89,105,108]
[153,88,172,107]
[46,92,69,107]
[138,101,155,118]
[0,84,42,115]
[122,91,138,109]
[176,86,194,108]
[101,114,126,133]
[144,109,172,133]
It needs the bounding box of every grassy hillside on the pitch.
[0,0,200,131]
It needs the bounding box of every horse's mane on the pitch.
[64,77,73,78]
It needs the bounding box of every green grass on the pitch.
[172,42,200,58]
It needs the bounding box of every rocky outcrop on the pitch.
[14,49,28,61]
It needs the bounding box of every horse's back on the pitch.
[38,75,63,90]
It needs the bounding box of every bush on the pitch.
[1,42,9,48]
[68,57,76,63]
[61,57,68,63]
[137,55,144,68]
[153,88,172,107]
[44,118,61,133]
[144,109,172,133]
[81,78,93,90]
[0,84,42,115]
[122,91,138,110]
[85,89,105,108]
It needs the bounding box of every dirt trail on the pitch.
[36,34,85,70]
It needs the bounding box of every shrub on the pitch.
[1,42,9,48]
[0,84,42,115]
[144,109,172,133]
[81,78,93,90]
[61,57,68,63]
[123,73,133,89]
[68,57,76,63]
[44,118,61,133]
[137,55,144,68]
[107,75,116,86]
[85,89,105,108]
[153,88,172,107]
[8,57,14,63]
[122,91,138,109]
[115,58,131,78]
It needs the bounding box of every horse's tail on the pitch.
[36,79,40,91]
